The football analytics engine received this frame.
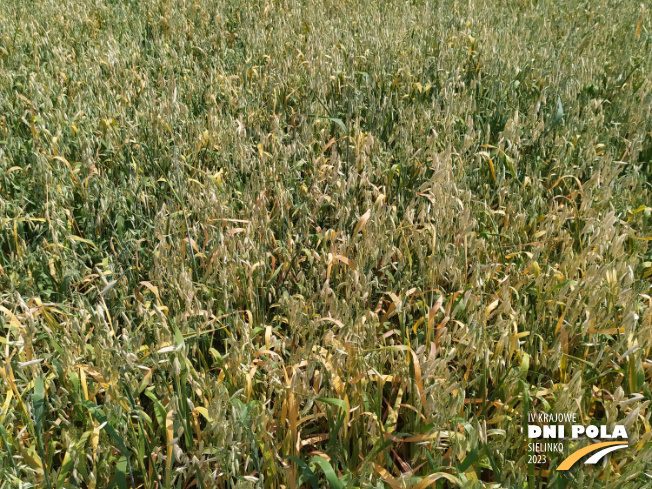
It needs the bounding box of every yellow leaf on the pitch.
[69,235,97,249]
[477,151,496,183]
[0,390,13,423]
[166,409,174,471]
[412,316,425,333]
[333,254,355,269]
[485,299,499,316]
[413,472,462,489]
[194,406,212,422]
[0,306,21,329]
[317,317,344,329]
[139,281,161,304]
[372,463,400,489]
[265,325,272,350]
[352,209,371,237]
[586,327,625,335]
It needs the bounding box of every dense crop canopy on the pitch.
[0,0,651,487]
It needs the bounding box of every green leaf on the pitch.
[56,431,91,489]
[145,390,167,431]
[115,454,128,489]
[310,456,343,489]
[545,96,564,135]
[56,450,74,489]
[82,400,130,455]
[288,456,319,489]
[329,118,347,134]
[459,447,479,473]
[0,423,17,474]
[33,377,45,433]
[172,325,185,349]
[316,397,347,411]
[33,377,52,489]
[316,397,347,441]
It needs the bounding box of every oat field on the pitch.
[0,0,651,487]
